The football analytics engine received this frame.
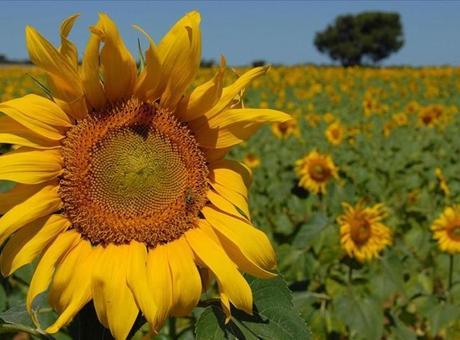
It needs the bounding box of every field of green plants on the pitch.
[1,65,460,339]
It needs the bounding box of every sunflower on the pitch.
[243,152,261,169]
[271,119,298,139]
[432,206,460,253]
[338,202,392,262]
[295,151,338,194]
[325,121,345,146]
[0,13,290,339]
[392,111,408,126]
[418,104,443,127]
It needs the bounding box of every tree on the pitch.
[314,12,404,66]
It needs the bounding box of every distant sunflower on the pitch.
[243,152,261,169]
[338,202,392,262]
[325,121,345,145]
[432,206,460,253]
[392,112,408,126]
[0,13,290,339]
[418,105,443,127]
[295,151,338,194]
[271,119,298,139]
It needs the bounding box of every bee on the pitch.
[185,188,195,206]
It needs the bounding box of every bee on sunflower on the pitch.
[0,12,290,339]
[338,202,392,262]
[295,151,338,194]
[431,206,460,254]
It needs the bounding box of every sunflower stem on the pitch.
[0,323,49,339]
[448,254,454,293]
[348,264,353,286]
[168,317,177,339]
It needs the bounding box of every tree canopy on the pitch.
[314,12,404,66]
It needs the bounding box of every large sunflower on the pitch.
[431,206,460,254]
[0,12,290,339]
[338,202,392,262]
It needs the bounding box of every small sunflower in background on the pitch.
[325,121,345,145]
[338,202,392,262]
[323,112,336,123]
[392,111,408,126]
[271,119,299,139]
[243,152,261,169]
[418,104,443,127]
[0,12,290,339]
[432,206,460,253]
[295,151,339,194]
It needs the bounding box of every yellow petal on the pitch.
[203,206,276,279]
[210,181,250,219]
[220,292,231,323]
[0,148,62,184]
[25,26,87,119]
[196,66,269,122]
[209,159,252,198]
[176,56,225,122]
[185,227,253,315]
[194,108,291,149]
[90,13,136,102]
[167,237,201,316]
[133,25,162,101]
[81,30,106,109]
[0,214,70,276]
[203,147,231,163]
[0,115,60,149]
[0,183,61,245]
[59,14,79,70]
[46,239,93,333]
[26,230,80,320]
[0,94,71,140]
[91,243,139,339]
[158,11,201,109]
[146,243,172,332]
[207,189,245,220]
[126,241,158,328]
[0,183,46,215]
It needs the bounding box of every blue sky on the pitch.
[0,1,459,66]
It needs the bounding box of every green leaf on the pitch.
[0,303,34,327]
[390,312,417,340]
[293,213,328,249]
[427,303,460,336]
[334,290,384,339]
[195,306,227,340]
[137,38,145,73]
[195,276,310,339]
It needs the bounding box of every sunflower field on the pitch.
[1,63,460,339]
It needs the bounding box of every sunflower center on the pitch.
[350,217,372,245]
[448,224,460,241]
[309,163,331,182]
[60,99,208,247]
[331,128,340,139]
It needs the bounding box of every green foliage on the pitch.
[195,276,311,339]
[1,65,460,339]
[314,11,404,66]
